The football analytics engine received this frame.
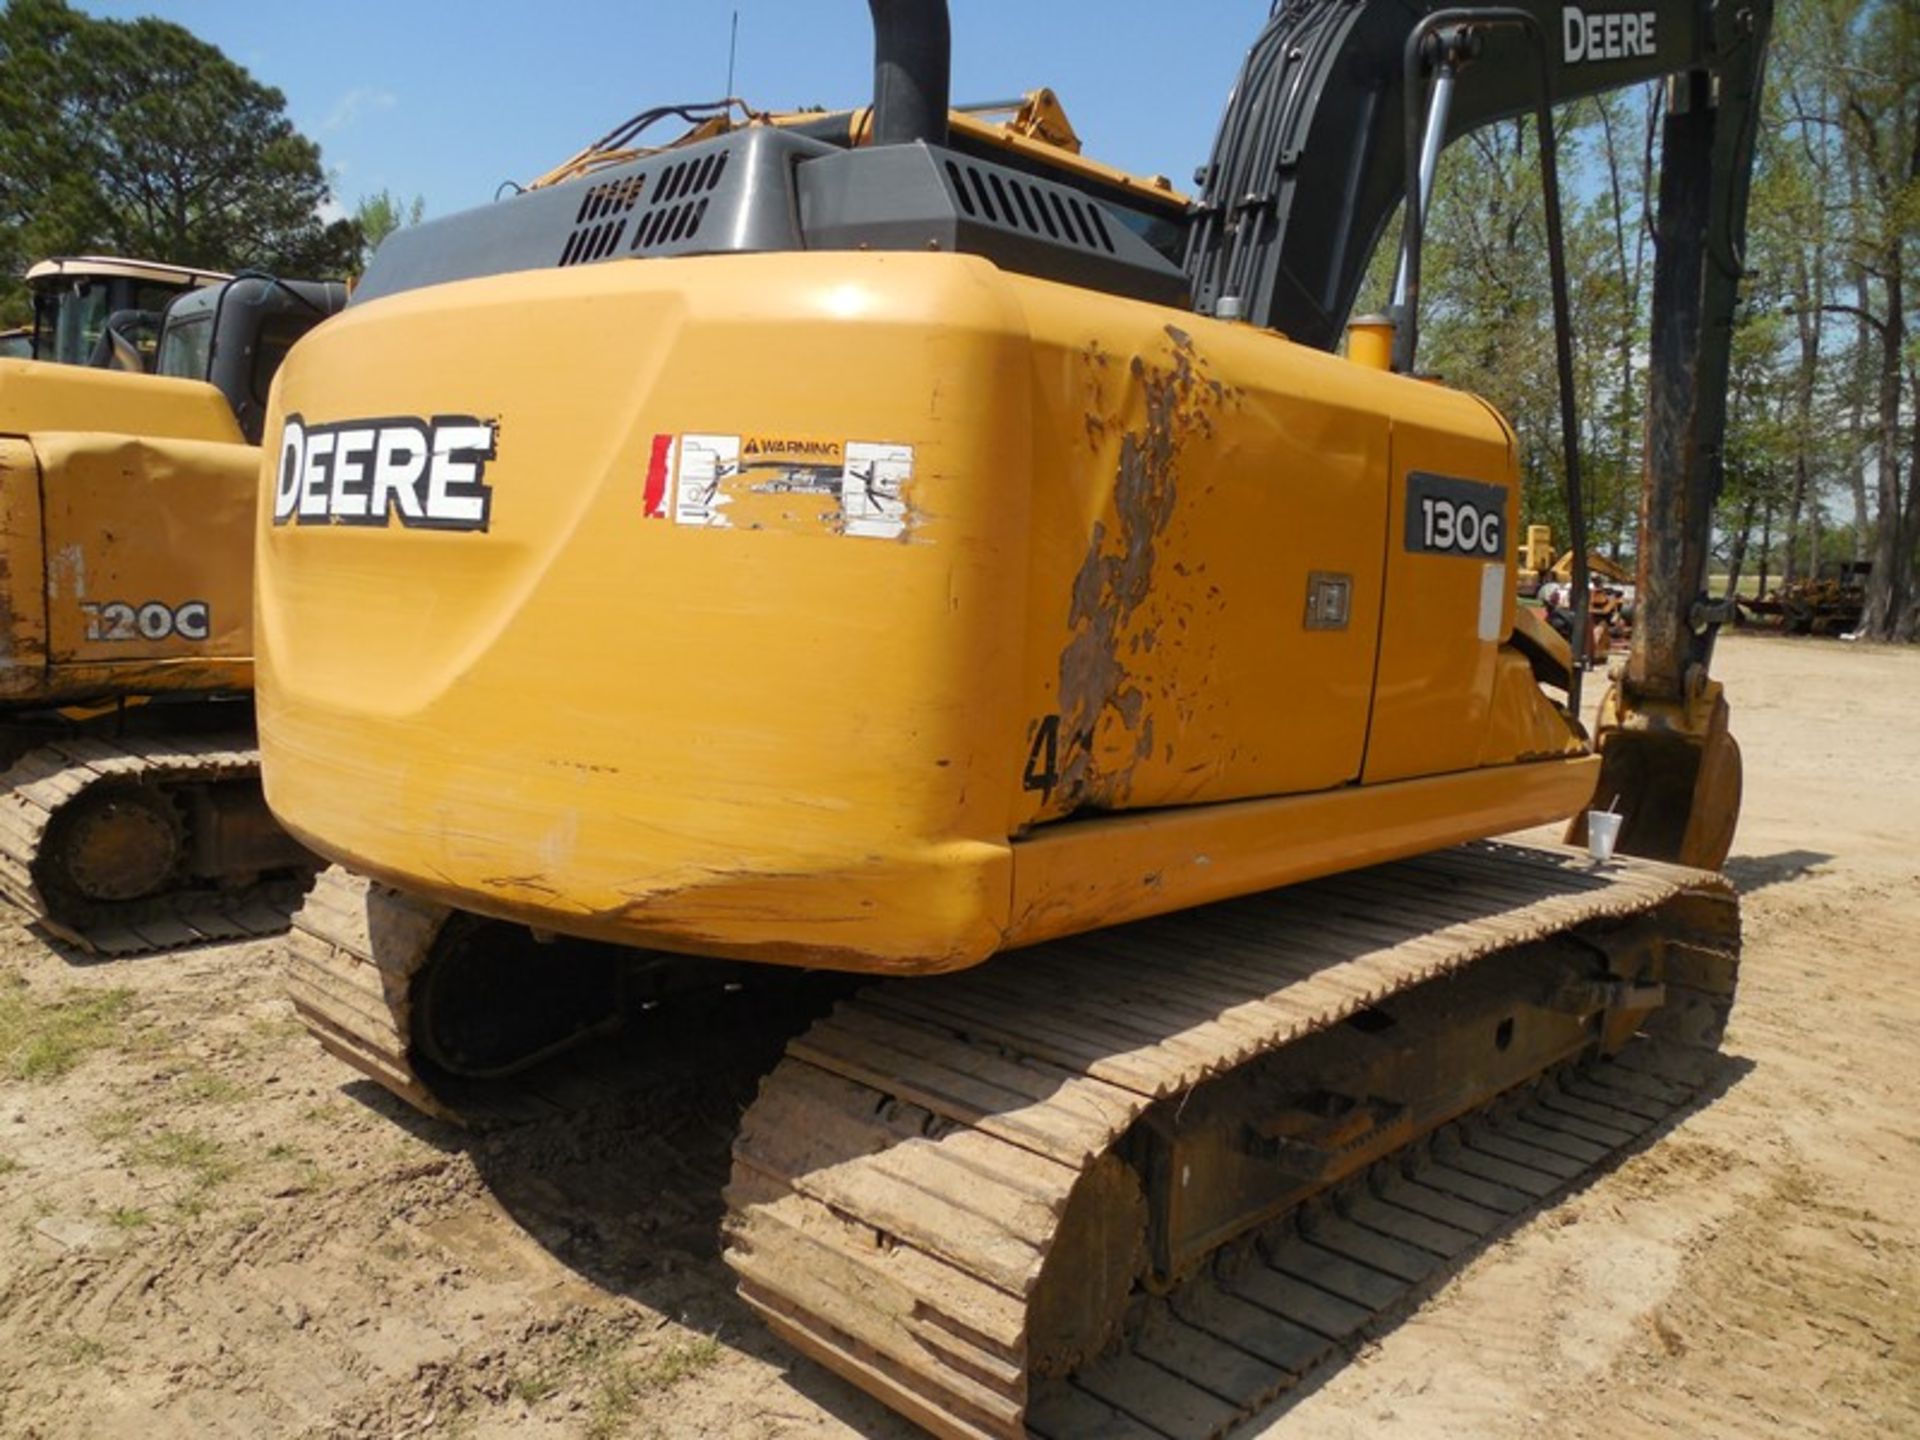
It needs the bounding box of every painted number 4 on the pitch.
[1022,714,1061,798]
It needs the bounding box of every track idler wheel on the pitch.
[39,783,184,904]
[1027,1154,1148,1376]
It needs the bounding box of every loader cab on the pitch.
[0,328,29,361]
[155,276,349,443]
[25,256,228,370]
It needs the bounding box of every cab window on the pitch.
[157,314,214,381]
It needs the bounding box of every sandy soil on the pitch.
[0,631,1915,1440]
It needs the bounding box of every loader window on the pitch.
[43,281,112,367]
[156,314,214,381]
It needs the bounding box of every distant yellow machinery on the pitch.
[24,255,228,370]
[0,269,343,951]
[258,0,1767,1433]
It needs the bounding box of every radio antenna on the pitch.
[726,10,740,96]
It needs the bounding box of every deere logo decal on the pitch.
[273,414,497,530]
[1562,5,1657,63]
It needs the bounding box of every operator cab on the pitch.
[155,276,349,443]
[25,256,228,370]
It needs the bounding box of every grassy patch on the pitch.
[57,1335,107,1368]
[0,1152,19,1177]
[249,1013,309,1043]
[641,1335,723,1389]
[135,1127,234,1180]
[126,1126,239,1216]
[584,1333,725,1438]
[508,1370,560,1405]
[106,1206,151,1230]
[175,1067,247,1105]
[508,1324,724,1432]
[0,974,133,1080]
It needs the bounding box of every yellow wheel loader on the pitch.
[23,255,228,371]
[0,272,345,952]
[258,0,1768,1433]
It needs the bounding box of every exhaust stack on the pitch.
[868,0,950,146]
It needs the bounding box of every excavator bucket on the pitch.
[1568,680,1742,871]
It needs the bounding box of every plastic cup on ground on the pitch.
[1587,809,1623,864]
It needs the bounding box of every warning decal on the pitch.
[742,435,844,465]
[673,434,740,527]
[656,432,915,537]
[842,442,913,540]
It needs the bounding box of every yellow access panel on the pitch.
[0,360,257,705]
[38,433,256,691]
[1363,394,1518,783]
[1009,283,1389,822]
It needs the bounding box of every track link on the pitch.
[0,733,317,955]
[722,841,1738,1439]
[284,866,454,1118]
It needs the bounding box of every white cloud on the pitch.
[323,87,397,132]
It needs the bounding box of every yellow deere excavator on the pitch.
[0,271,344,951]
[259,0,1766,1433]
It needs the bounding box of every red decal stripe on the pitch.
[643,433,673,518]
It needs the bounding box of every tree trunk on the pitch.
[1849,271,1873,560]
[1893,366,1920,643]
[1758,487,1774,597]
[1859,108,1918,638]
[1783,250,1824,587]
[1860,268,1907,637]
[1725,490,1756,600]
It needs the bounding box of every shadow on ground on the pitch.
[338,974,919,1437]
[1725,849,1835,893]
[1220,1045,1756,1438]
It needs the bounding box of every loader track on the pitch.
[0,733,316,955]
[722,841,1738,1439]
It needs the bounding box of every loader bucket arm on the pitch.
[1186,0,1772,868]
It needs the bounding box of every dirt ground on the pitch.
[1,631,1916,1440]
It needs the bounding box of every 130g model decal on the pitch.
[1404,472,1508,558]
[81,600,210,643]
[273,414,498,530]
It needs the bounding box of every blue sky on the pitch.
[77,3,1271,225]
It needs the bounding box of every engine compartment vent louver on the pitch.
[631,148,731,254]
[558,174,647,265]
[943,158,1117,255]
[555,147,739,267]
